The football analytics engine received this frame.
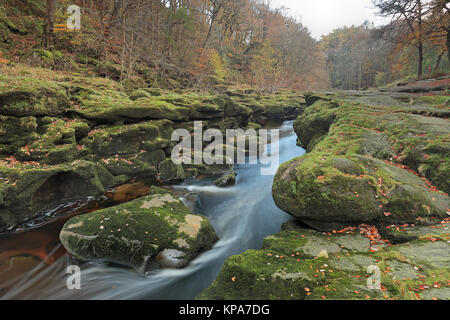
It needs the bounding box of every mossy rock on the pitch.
[143,88,162,96]
[86,120,173,157]
[200,221,450,300]
[99,156,158,179]
[0,115,38,152]
[302,95,450,194]
[0,75,70,117]
[122,77,147,93]
[129,89,152,101]
[12,118,90,164]
[0,160,125,231]
[26,49,54,68]
[229,93,305,124]
[158,159,186,182]
[278,96,449,229]
[59,187,218,272]
[273,153,448,229]
[199,227,374,300]
[95,61,122,80]
[73,94,191,122]
[214,172,237,187]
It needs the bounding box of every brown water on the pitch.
[0,181,153,296]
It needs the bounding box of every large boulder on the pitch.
[59,187,218,272]
[273,154,448,230]
[294,97,450,193]
[273,97,449,230]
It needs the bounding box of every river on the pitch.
[0,121,304,299]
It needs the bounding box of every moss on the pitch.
[0,115,38,153]
[158,159,186,182]
[122,77,147,93]
[86,120,173,157]
[129,89,151,100]
[200,231,375,300]
[228,92,305,124]
[135,67,155,84]
[72,93,191,122]
[274,97,449,229]
[12,118,90,164]
[27,49,54,68]
[201,221,450,300]
[60,187,218,272]
[413,95,450,108]
[144,88,162,96]
[95,61,122,80]
[0,160,124,230]
[0,74,70,117]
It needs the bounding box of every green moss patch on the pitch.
[60,187,218,272]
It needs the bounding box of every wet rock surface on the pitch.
[273,89,449,228]
[203,81,450,300]
[214,172,237,188]
[200,219,449,300]
[59,187,218,272]
[0,72,305,230]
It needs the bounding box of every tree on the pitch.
[203,0,228,48]
[373,0,427,77]
[250,41,278,91]
[45,0,56,47]
[321,24,390,90]
[424,0,450,64]
[32,0,329,91]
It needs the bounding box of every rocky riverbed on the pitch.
[200,79,450,300]
[0,67,305,232]
[0,67,449,300]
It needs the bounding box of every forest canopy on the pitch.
[0,0,448,91]
[322,0,449,90]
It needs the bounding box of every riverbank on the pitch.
[0,64,305,232]
[1,66,448,300]
[201,80,450,300]
[0,121,303,299]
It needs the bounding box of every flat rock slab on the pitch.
[200,221,449,300]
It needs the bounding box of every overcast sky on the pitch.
[270,0,391,39]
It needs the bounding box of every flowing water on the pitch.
[0,121,304,300]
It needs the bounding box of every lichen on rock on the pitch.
[59,187,218,272]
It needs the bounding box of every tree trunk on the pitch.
[203,15,216,49]
[46,0,55,48]
[111,0,121,25]
[417,1,423,78]
[434,52,443,73]
[447,30,450,65]
[417,43,423,78]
